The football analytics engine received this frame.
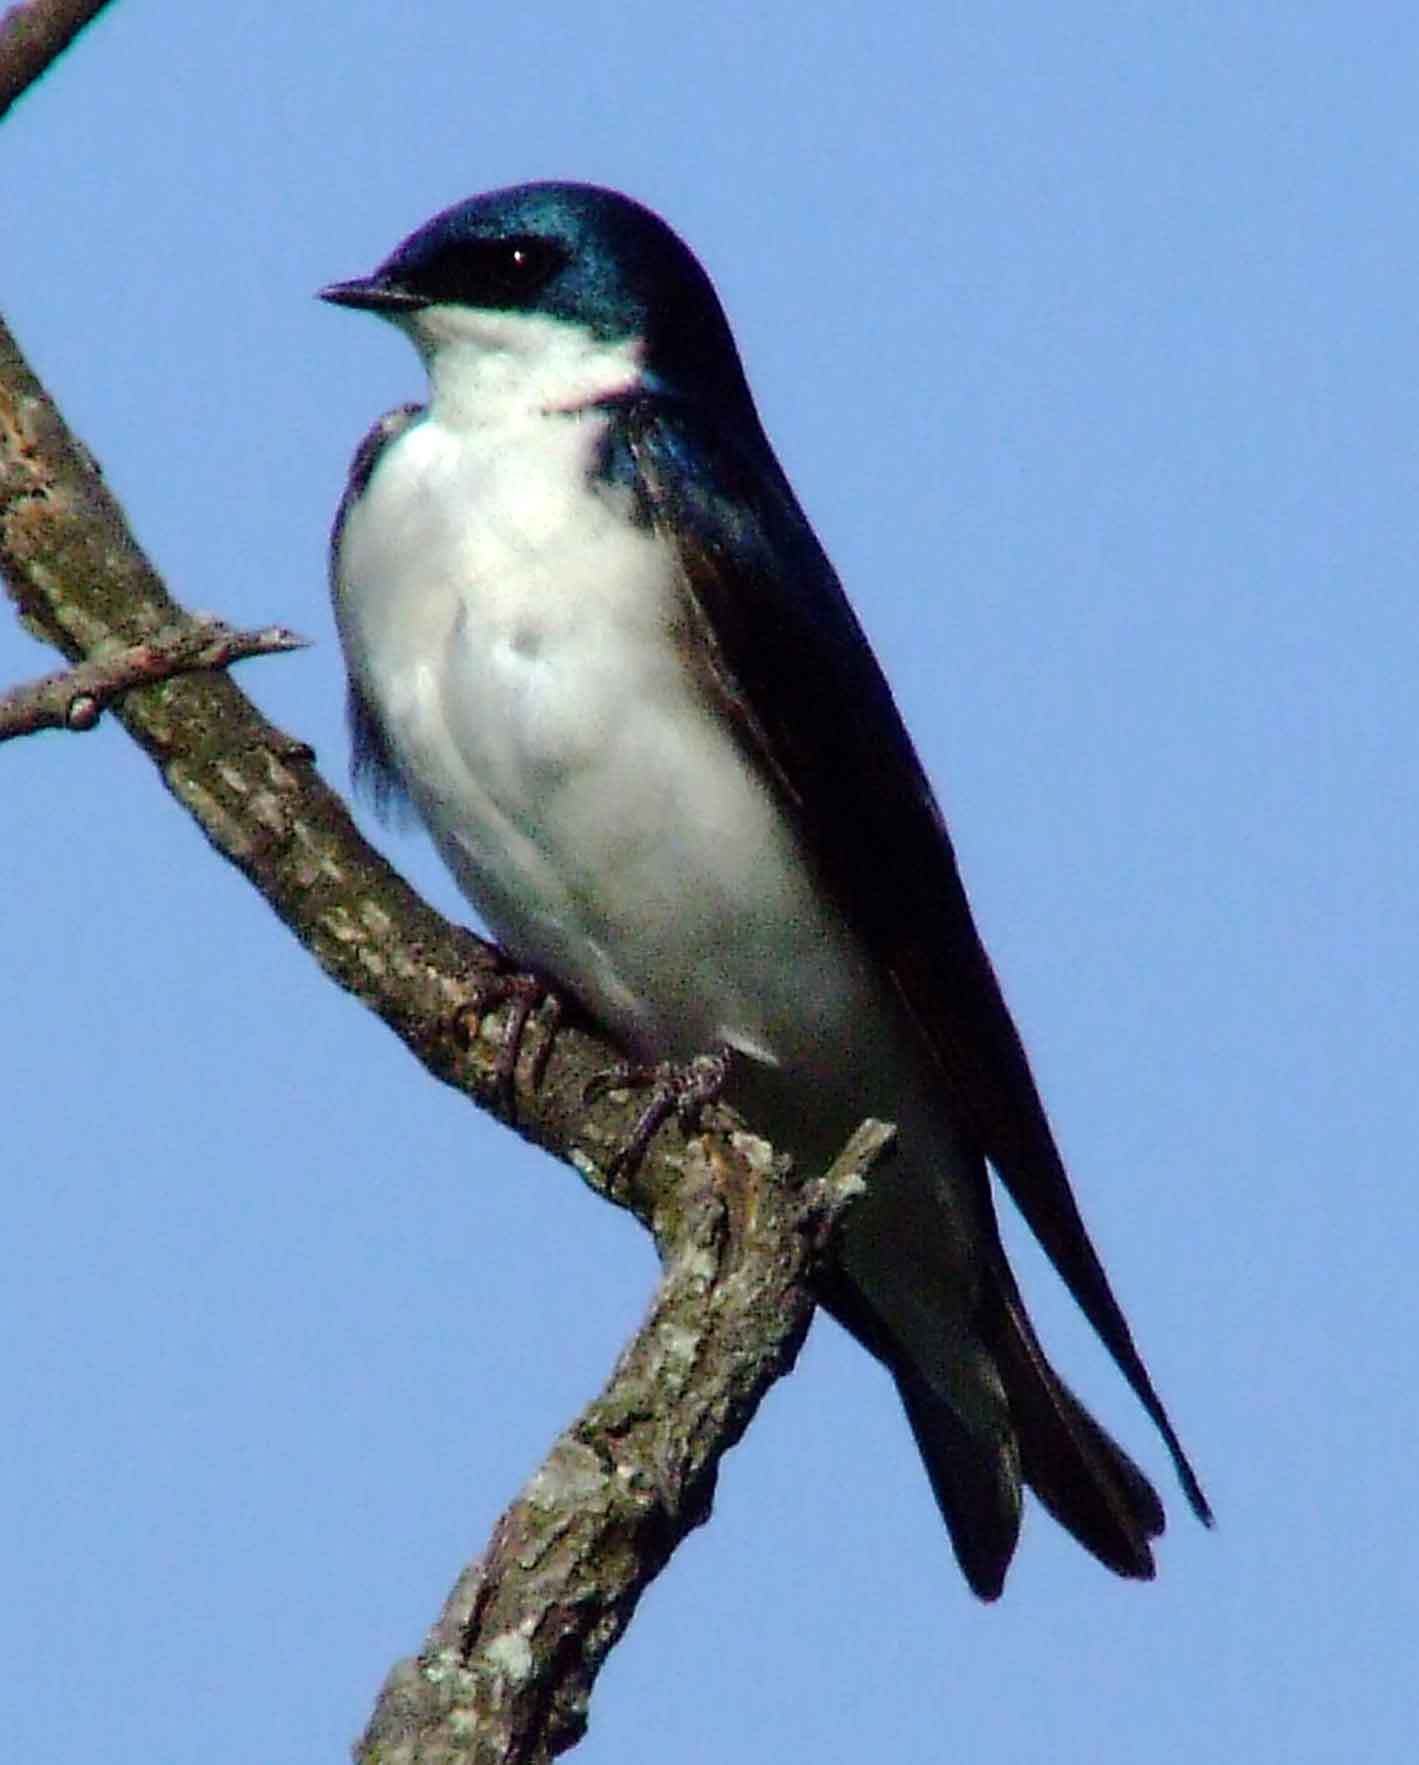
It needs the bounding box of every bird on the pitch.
[319,180,1210,1599]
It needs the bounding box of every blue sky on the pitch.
[4,3,1415,1759]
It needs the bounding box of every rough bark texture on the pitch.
[359,1124,887,1765]
[0,0,114,119]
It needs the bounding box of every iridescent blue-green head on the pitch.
[319,181,752,411]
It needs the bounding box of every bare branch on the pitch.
[0,0,115,119]
[357,1121,891,1765]
[1,309,882,1757]
[0,617,308,740]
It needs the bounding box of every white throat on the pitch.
[399,305,645,429]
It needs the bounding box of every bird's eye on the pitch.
[500,240,551,280]
[402,235,568,308]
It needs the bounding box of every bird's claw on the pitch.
[458,966,562,1118]
[584,1046,733,1176]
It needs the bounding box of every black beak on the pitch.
[317,276,425,313]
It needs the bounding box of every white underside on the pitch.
[334,308,990,1394]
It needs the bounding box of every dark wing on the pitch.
[609,391,1211,1526]
[328,403,426,821]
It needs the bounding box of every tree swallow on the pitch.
[320,181,1210,1598]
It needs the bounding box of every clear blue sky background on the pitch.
[4,4,1415,1760]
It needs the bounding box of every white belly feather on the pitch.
[335,398,883,1075]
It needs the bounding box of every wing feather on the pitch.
[613,392,1210,1525]
[329,403,426,821]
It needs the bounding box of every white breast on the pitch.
[333,309,887,1076]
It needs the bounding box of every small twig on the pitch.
[0,0,116,120]
[0,617,308,741]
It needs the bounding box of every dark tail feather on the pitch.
[894,1364,1022,1601]
[894,1303,1163,1596]
[824,1247,1167,1595]
[988,1276,1164,1580]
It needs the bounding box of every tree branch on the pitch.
[0,0,115,119]
[0,616,308,739]
[358,1120,889,1765]
[0,15,891,1762]
[1,299,883,1757]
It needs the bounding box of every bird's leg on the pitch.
[458,963,563,1119]
[584,1047,734,1176]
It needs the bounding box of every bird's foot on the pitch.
[458,963,562,1119]
[584,1047,733,1177]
